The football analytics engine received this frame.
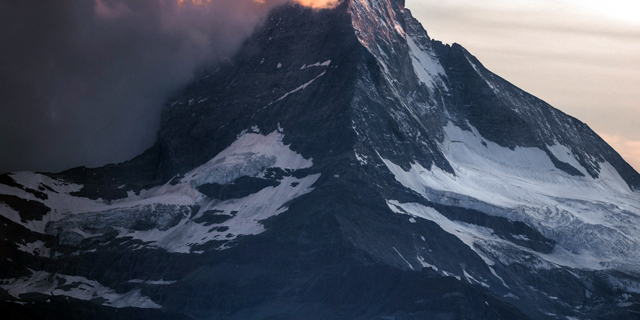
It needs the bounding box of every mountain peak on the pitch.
[2,2,640,319]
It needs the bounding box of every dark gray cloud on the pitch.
[0,0,293,174]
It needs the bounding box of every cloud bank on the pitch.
[0,0,337,174]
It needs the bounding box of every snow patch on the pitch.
[512,234,531,241]
[406,35,447,92]
[503,293,520,300]
[0,204,24,229]
[269,71,326,105]
[464,270,490,288]
[393,247,414,270]
[9,172,83,194]
[124,174,319,253]
[355,151,368,165]
[16,240,50,257]
[546,143,588,176]
[386,199,621,279]
[465,56,498,93]
[0,270,160,309]
[387,200,496,267]
[300,60,331,69]
[417,255,438,272]
[3,130,318,256]
[183,131,312,187]
[380,122,640,270]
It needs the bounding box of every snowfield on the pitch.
[381,122,640,272]
[0,130,319,305]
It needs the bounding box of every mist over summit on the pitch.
[0,0,335,174]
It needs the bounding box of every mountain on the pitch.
[2,0,640,319]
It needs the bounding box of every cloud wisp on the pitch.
[0,0,338,174]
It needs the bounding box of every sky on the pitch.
[407,0,640,171]
[0,0,638,173]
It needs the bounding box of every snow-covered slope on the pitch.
[382,121,640,272]
[1,130,318,309]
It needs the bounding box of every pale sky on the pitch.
[407,0,640,171]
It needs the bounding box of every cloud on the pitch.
[599,133,640,172]
[293,0,339,8]
[0,0,336,174]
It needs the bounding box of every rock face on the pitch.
[2,0,640,319]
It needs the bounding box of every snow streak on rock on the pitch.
[0,270,161,309]
[2,130,318,253]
